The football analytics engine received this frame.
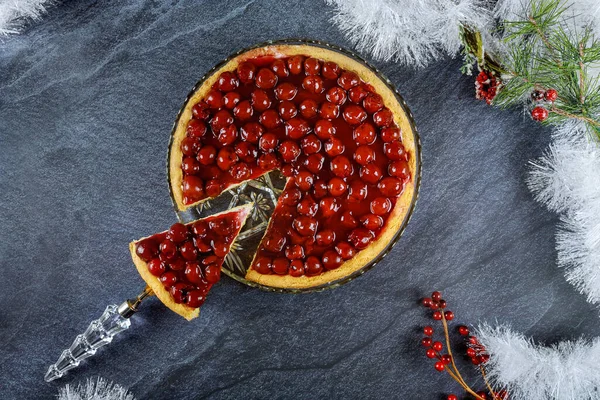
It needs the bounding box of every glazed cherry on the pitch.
[370,197,392,215]
[230,162,251,181]
[255,68,278,89]
[182,156,201,175]
[300,99,319,119]
[360,214,383,230]
[272,257,289,275]
[340,210,358,229]
[287,55,304,74]
[322,250,342,270]
[297,197,318,216]
[304,58,321,75]
[275,82,298,101]
[302,75,324,94]
[301,134,322,154]
[253,257,272,274]
[147,258,166,277]
[348,228,375,250]
[218,124,238,146]
[305,153,325,174]
[348,85,368,104]
[285,244,305,260]
[182,176,204,201]
[223,92,241,109]
[319,197,339,217]
[322,61,340,80]
[338,71,360,90]
[170,283,188,304]
[343,104,367,125]
[289,260,304,277]
[237,61,256,84]
[240,122,264,143]
[359,164,382,184]
[159,240,177,259]
[179,240,198,260]
[295,170,314,191]
[205,89,223,109]
[258,153,280,170]
[313,180,329,198]
[388,160,410,181]
[326,87,347,105]
[191,220,208,237]
[233,100,253,121]
[191,102,210,120]
[314,120,335,140]
[378,177,403,196]
[186,290,206,308]
[336,241,356,260]
[168,256,186,271]
[216,147,239,171]
[259,133,279,152]
[330,155,353,177]
[235,142,258,163]
[259,109,282,129]
[251,89,272,112]
[136,239,158,262]
[324,138,345,157]
[319,102,340,120]
[217,71,239,92]
[381,126,401,142]
[159,271,178,288]
[373,108,394,127]
[168,223,189,243]
[316,229,336,246]
[354,145,375,165]
[271,59,289,78]
[363,93,384,113]
[293,216,318,236]
[384,141,406,161]
[187,119,207,138]
[212,240,229,257]
[286,118,310,139]
[279,140,301,163]
[304,256,323,276]
[353,122,377,144]
[281,187,302,206]
[180,137,201,156]
[328,177,347,197]
[263,232,287,252]
[348,180,368,201]
[184,261,203,284]
[211,109,234,132]
[197,145,217,165]
[278,100,297,120]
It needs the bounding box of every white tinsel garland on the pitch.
[58,377,136,400]
[0,0,54,36]
[475,324,600,400]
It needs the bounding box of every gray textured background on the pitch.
[1,1,599,399]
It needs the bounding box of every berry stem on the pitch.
[480,366,501,400]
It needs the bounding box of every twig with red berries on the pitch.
[420,291,508,400]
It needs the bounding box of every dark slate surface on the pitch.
[1,1,599,399]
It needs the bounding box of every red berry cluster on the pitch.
[475,70,500,105]
[529,88,557,122]
[420,291,509,400]
[181,53,412,278]
[135,211,245,308]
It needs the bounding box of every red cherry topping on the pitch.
[335,241,356,260]
[348,180,368,201]
[343,104,367,125]
[380,126,401,142]
[305,153,325,174]
[322,61,340,80]
[326,87,347,105]
[216,71,239,92]
[263,232,287,252]
[330,155,353,177]
[211,109,234,132]
[258,153,279,170]
[181,137,201,156]
[304,256,323,276]
[159,240,177,259]
[235,142,258,163]
[271,59,289,78]
[255,68,278,89]
[378,177,403,197]
[388,160,410,181]
[259,132,279,152]
[278,101,297,120]
[237,62,256,84]
[223,92,241,109]
[302,75,324,94]
[285,117,310,139]
[279,140,301,163]
[354,145,375,166]
[312,180,329,198]
[359,164,382,184]
[293,216,318,236]
[259,109,282,129]
[328,177,348,197]
[191,102,210,120]
[285,244,305,260]
[275,82,298,101]
[197,145,217,165]
[322,250,342,270]
[348,228,374,250]
[301,134,322,154]
[182,176,204,202]
[240,122,264,143]
[324,137,345,157]
[136,239,158,262]
[314,120,335,140]
[316,229,336,245]
[299,99,319,119]
[340,210,358,229]
[289,260,304,277]
[295,170,315,191]
[217,125,238,146]
[148,258,166,277]
[297,197,318,216]
[338,71,360,90]
[251,89,272,112]
[272,257,289,275]
[233,100,253,121]
[370,197,392,215]
[360,214,383,230]
[160,271,178,288]
[205,89,223,109]
[353,122,377,144]
[205,180,223,197]
[216,147,239,171]
[184,261,204,284]
[230,162,251,181]
[363,93,383,113]
[186,290,206,308]
[168,256,186,271]
[319,197,339,217]
[254,257,272,274]
[182,157,201,175]
[281,188,302,206]
[319,102,340,120]
[287,55,304,75]
[348,85,368,103]
[186,119,207,138]
[304,58,321,75]
[168,223,189,243]
[179,240,198,261]
[170,283,188,304]
[373,108,394,127]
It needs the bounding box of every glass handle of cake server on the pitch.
[44,287,153,382]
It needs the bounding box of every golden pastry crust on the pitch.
[129,204,252,320]
[168,43,419,290]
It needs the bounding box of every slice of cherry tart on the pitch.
[169,43,418,290]
[130,204,251,320]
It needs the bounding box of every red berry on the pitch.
[237,62,256,84]
[223,92,241,109]
[328,178,347,197]
[147,258,166,276]
[179,240,198,261]
[304,57,321,75]
[324,138,345,157]
[434,361,445,372]
[363,94,383,113]
[438,299,447,309]
[281,188,302,206]
[353,122,377,144]
[338,71,360,90]
[444,311,454,321]
[433,311,443,320]
[289,259,304,277]
[205,89,223,109]
[297,197,318,216]
[423,326,433,336]
[343,104,367,125]
[197,145,217,166]
[302,75,324,94]
[286,117,310,139]
[476,392,488,399]
[233,100,254,121]
[359,164,382,184]
[466,348,476,358]
[432,341,443,352]
[458,326,470,336]
[421,337,432,348]
[259,109,282,129]
[426,349,436,359]
[255,68,278,89]
[182,156,201,175]
[217,147,239,171]
[168,256,186,271]
[531,106,549,121]
[251,89,272,112]
[545,88,558,102]
[422,298,433,308]
[326,87,347,105]
[271,59,289,78]
[293,216,318,236]
[299,99,319,118]
[186,119,207,138]
[322,61,340,80]
[278,100,297,120]
[217,125,238,146]
[441,354,452,365]
[319,102,340,120]
[275,82,298,101]
[279,140,301,163]
[348,228,374,250]
[216,71,239,92]
[370,197,392,215]
[431,291,442,301]
[287,55,304,75]
[322,250,342,270]
[447,395,458,400]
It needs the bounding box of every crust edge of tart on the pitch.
[169,42,419,290]
[129,203,253,320]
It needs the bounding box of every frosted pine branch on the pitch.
[0,0,54,37]
[475,324,600,400]
[57,377,136,400]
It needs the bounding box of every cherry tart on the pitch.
[169,43,418,290]
[130,204,251,320]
